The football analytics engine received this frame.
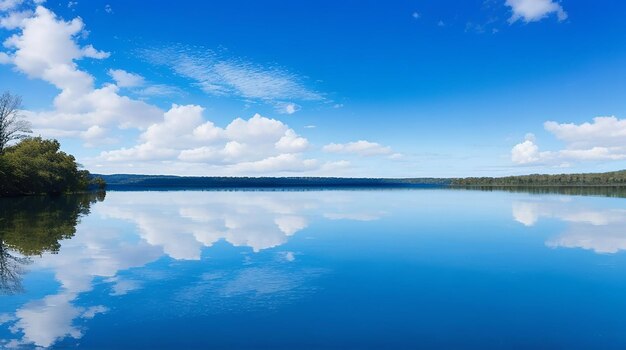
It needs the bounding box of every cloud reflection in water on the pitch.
[0,190,380,348]
[512,197,626,253]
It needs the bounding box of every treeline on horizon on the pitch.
[98,174,452,189]
[451,170,626,187]
[99,170,626,190]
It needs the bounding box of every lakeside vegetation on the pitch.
[0,92,105,197]
[451,170,626,187]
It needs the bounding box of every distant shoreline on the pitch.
[96,170,626,190]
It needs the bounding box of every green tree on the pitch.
[1,137,86,196]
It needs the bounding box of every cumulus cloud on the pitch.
[506,0,567,23]
[323,140,394,157]
[98,108,320,174]
[511,116,626,165]
[0,6,162,143]
[511,134,541,164]
[544,116,626,149]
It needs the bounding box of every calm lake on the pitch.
[1,189,626,349]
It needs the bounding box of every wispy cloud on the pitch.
[323,140,395,157]
[107,68,182,97]
[135,84,184,97]
[108,68,144,87]
[140,45,324,108]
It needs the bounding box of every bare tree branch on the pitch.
[0,92,32,152]
[0,241,32,295]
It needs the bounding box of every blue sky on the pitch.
[1,0,625,177]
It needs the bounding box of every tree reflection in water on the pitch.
[0,192,105,294]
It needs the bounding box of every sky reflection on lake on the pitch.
[1,190,626,349]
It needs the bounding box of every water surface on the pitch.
[1,189,626,349]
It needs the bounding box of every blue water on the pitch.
[1,189,626,349]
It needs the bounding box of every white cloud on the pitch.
[231,153,318,173]
[107,69,182,97]
[323,140,393,157]
[511,135,541,164]
[1,6,162,143]
[98,109,319,174]
[506,0,567,23]
[544,116,626,149]
[0,9,32,29]
[275,129,308,153]
[108,68,145,88]
[140,46,323,105]
[512,116,626,165]
[136,84,183,97]
[0,0,23,11]
[275,102,300,115]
